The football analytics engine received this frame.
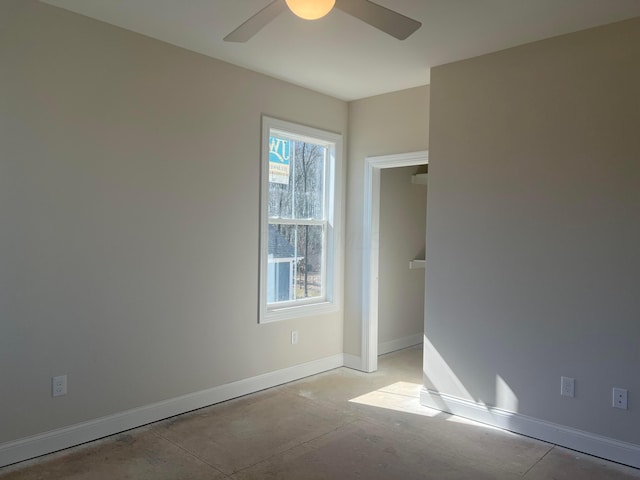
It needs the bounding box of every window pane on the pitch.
[293,142,325,220]
[267,223,324,304]
[294,224,323,300]
[268,137,326,221]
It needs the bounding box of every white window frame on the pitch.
[259,116,343,323]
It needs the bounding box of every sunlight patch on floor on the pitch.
[350,381,506,432]
[349,382,440,417]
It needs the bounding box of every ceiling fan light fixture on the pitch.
[285,0,336,20]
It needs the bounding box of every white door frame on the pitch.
[361,151,429,372]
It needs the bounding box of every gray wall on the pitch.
[426,17,640,444]
[345,86,429,357]
[379,166,426,349]
[0,0,347,444]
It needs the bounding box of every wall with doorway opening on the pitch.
[345,86,429,364]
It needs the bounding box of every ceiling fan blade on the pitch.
[335,0,421,40]
[224,0,287,42]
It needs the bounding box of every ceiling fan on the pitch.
[224,0,422,42]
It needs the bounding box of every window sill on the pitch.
[261,301,339,323]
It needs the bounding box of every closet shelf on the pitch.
[409,259,426,269]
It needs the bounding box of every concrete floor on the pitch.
[2,346,639,479]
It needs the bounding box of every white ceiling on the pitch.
[41,0,640,101]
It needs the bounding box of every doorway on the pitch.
[361,151,428,372]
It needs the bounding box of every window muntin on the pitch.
[260,117,341,322]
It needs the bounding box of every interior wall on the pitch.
[0,0,347,445]
[426,17,640,444]
[345,86,429,357]
[378,166,427,350]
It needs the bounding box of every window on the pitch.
[260,116,342,323]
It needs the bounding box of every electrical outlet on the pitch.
[52,375,67,397]
[613,388,628,409]
[560,376,575,397]
[291,330,298,345]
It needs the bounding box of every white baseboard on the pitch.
[0,354,344,468]
[6,359,638,470]
[378,333,422,355]
[342,353,363,370]
[420,388,640,469]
